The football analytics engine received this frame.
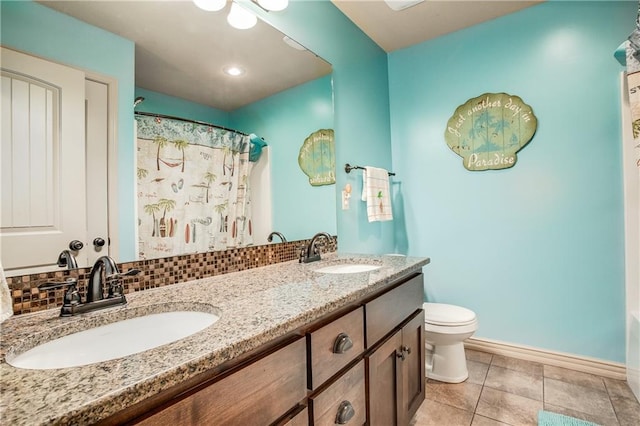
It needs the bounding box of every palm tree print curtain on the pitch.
[136,115,253,259]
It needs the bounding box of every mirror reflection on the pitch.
[1,0,335,276]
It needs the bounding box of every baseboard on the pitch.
[464,337,627,380]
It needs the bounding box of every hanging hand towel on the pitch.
[0,263,13,323]
[362,166,393,222]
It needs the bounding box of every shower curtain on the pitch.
[135,114,253,259]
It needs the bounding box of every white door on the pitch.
[1,47,87,274]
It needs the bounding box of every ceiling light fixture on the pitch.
[227,2,257,30]
[193,0,227,12]
[224,66,245,76]
[192,0,288,30]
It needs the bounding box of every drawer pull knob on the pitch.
[333,333,354,354]
[335,400,355,424]
[402,345,411,355]
[397,351,406,361]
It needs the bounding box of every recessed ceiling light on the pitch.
[224,66,245,76]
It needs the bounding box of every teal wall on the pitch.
[388,1,633,362]
[231,75,335,241]
[134,87,230,126]
[1,0,137,260]
[252,0,394,253]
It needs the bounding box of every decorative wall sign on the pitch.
[298,128,335,186]
[444,93,537,171]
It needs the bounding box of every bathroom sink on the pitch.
[7,310,219,370]
[314,264,381,274]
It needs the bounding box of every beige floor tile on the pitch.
[466,348,493,365]
[603,377,640,401]
[543,403,620,426]
[544,377,617,420]
[603,378,640,426]
[467,359,490,386]
[470,414,510,425]
[426,379,483,412]
[475,387,542,426]
[410,398,474,426]
[491,355,543,376]
[543,365,606,391]
[484,365,543,401]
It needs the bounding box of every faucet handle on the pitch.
[121,268,141,277]
[38,278,82,306]
[106,268,141,280]
[38,277,78,291]
[105,269,139,299]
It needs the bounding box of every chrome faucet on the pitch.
[39,256,140,317]
[56,250,78,269]
[300,232,333,263]
[267,231,287,243]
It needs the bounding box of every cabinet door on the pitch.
[367,331,402,426]
[136,337,306,426]
[399,311,425,426]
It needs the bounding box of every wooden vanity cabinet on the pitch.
[365,274,425,426]
[118,272,424,426]
[134,337,307,426]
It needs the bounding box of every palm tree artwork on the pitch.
[144,203,161,237]
[204,172,217,203]
[158,198,176,238]
[172,139,190,172]
[214,201,228,232]
[153,136,169,171]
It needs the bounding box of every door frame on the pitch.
[85,70,119,262]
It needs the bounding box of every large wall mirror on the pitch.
[1,1,335,275]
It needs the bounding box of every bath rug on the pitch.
[538,410,599,426]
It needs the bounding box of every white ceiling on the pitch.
[38,0,332,111]
[38,1,542,111]
[332,0,543,52]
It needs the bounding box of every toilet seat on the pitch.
[424,303,476,326]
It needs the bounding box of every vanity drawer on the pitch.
[310,359,366,426]
[136,337,306,426]
[308,306,364,389]
[365,273,423,347]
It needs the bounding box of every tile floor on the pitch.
[410,349,640,426]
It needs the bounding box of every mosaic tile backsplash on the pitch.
[7,237,337,316]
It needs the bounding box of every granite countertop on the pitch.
[0,253,430,425]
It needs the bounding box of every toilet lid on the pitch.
[423,303,476,326]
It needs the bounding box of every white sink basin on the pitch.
[314,264,381,274]
[8,311,219,370]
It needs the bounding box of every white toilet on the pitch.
[423,302,478,383]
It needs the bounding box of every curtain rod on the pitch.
[134,111,248,136]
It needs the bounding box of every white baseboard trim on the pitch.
[464,337,627,380]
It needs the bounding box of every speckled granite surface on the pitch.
[0,253,429,425]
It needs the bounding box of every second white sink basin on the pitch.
[8,310,219,370]
[314,264,381,274]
